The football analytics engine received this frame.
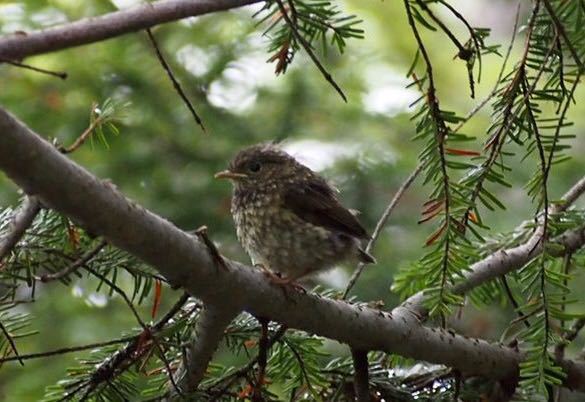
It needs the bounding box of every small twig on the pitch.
[0,57,67,79]
[58,104,103,154]
[145,28,206,133]
[453,2,521,134]
[194,226,228,271]
[343,163,423,299]
[0,196,41,266]
[0,320,24,366]
[274,0,347,102]
[0,336,136,364]
[37,240,107,282]
[351,348,370,402]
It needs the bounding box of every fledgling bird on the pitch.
[215,144,375,284]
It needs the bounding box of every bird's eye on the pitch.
[248,161,261,173]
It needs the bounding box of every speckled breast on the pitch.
[231,187,355,277]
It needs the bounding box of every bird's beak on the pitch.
[214,170,248,180]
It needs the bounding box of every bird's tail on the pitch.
[357,248,376,264]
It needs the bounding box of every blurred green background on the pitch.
[0,0,584,400]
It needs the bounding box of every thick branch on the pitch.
[0,196,41,264]
[172,304,238,395]
[0,0,262,60]
[2,108,585,391]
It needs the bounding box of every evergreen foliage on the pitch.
[0,0,584,401]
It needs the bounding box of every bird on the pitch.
[215,143,375,284]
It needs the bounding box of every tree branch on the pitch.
[0,196,41,265]
[351,348,371,402]
[2,107,585,391]
[0,0,263,60]
[172,304,238,396]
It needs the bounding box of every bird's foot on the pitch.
[255,264,306,294]
[268,275,306,293]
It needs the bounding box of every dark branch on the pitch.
[343,163,423,299]
[145,29,206,133]
[351,348,371,402]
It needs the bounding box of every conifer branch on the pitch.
[1,107,585,392]
[273,0,347,102]
[399,174,585,318]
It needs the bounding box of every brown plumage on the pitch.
[215,143,375,282]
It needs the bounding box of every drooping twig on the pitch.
[145,28,206,133]
[351,348,370,402]
[0,58,67,79]
[453,2,521,134]
[37,240,107,282]
[343,163,424,299]
[404,0,454,321]
[274,0,347,102]
[0,196,41,266]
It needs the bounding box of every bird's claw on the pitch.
[255,264,306,294]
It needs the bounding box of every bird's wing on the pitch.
[283,177,369,239]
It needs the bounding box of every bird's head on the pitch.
[215,144,301,191]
